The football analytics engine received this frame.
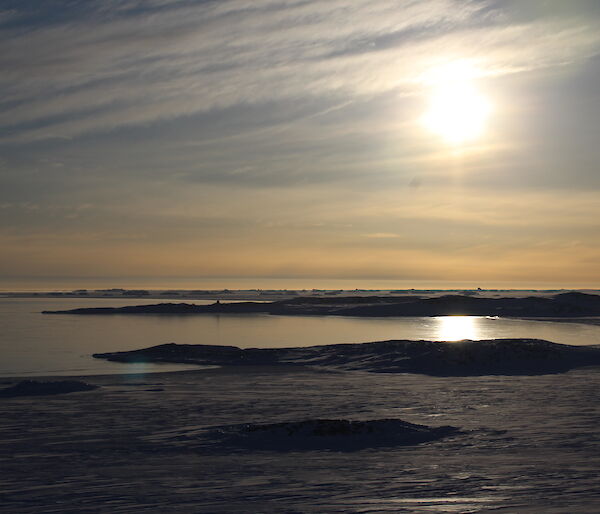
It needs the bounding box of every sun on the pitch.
[421,61,492,145]
[436,316,479,341]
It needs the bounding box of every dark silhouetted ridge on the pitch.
[44,292,600,317]
[93,339,600,376]
[43,302,269,315]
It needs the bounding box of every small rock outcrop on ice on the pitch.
[94,339,600,376]
[216,419,458,450]
[0,380,98,398]
[150,418,459,451]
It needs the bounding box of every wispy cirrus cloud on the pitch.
[1,0,600,286]
[1,0,599,143]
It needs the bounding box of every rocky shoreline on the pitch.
[43,291,600,318]
[93,338,600,376]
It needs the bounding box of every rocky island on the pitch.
[93,338,600,376]
[43,292,600,318]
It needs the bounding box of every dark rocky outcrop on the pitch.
[94,339,600,376]
[43,292,600,317]
[0,380,98,398]
[205,418,459,451]
[43,301,269,315]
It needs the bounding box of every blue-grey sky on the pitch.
[1,0,600,289]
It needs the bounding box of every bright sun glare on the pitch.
[421,61,492,145]
[436,316,479,341]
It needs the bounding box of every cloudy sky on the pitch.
[1,0,600,289]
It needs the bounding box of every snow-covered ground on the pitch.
[1,363,599,513]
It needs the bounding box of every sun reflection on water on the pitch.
[435,316,480,341]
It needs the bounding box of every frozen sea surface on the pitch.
[1,365,599,513]
[2,298,600,376]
